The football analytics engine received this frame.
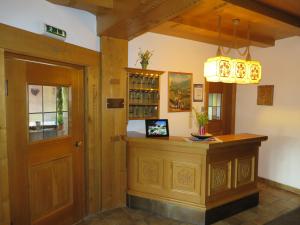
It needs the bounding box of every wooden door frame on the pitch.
[204,80,236,134]
[0,23,101,225]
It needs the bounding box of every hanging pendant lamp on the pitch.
[204,17,262,84]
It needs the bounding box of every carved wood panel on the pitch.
[138,156,163,188]
[235,156,255,188]
[208,161,232,196]
[172,162,198,193]
[29,156,73,221]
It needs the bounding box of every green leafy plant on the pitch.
[193,107,208,127]
[136,48,153,69]
[57,87,64,126]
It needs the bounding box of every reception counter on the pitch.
[126,133,268,225]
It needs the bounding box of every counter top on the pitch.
[127,132,268,150]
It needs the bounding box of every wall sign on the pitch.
[44,24,67,41]
[107,98,124,108]
[257,85,274,106]
[193,84,203,102]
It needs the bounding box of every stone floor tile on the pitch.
[79,182,300,225]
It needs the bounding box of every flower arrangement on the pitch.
[193,107,208,127]
[136,48,153,69]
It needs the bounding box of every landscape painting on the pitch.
[168,72,192,112]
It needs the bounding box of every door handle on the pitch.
[75,141,83,148]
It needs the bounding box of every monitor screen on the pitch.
[145,119,169,137]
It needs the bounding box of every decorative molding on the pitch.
[173,163,197,192]
[235,156,255,188]
[208,161,232,196]
[138,157,163,186]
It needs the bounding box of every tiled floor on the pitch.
[78,182,300,225]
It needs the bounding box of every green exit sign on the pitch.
[44,24,67,40]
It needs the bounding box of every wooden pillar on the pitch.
[86,65,102,213]
[100,36,128,210]
[0,48,10,225]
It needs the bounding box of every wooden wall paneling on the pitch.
[0,24,101,221]
[101,36,128,210]
[0,24,99,66]
[0,48,10,225]
[85,65,101,213]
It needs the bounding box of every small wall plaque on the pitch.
[257,85,274,106]
[107,98,124,108]
[193,84,203,102]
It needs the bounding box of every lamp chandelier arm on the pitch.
[217,15,232,56]
[217,16,250,58]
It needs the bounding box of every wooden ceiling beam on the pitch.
[47,0,113,14]
[78,0,113,9]
[151,21,274,48]
[223,0,300,28]
[97,0,205,40]
[171,16,275,48]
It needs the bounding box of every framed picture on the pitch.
[257,85,274,106]
[145,119,169,137]
[193,84,203,102]
[168,72,192,112]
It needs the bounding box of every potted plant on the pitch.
[136,48,153,69]
[57,87,64,130]
[193,107,208,135]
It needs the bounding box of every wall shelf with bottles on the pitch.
[126,68,164,120]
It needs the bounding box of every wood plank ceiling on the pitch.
[48,0,300,48]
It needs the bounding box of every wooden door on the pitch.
[205,81,236,135]
[6,54,85,225]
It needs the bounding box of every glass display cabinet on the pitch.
[126,68,164,120]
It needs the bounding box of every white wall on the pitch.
[0,0,100,51]
[236,36,300,189]
[128,32,216,136]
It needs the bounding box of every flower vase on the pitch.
[141,61,148,70]
[199,126,206,135]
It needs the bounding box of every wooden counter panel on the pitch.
[127,144,205,206]
[127,133,267,210]
[206,144,259,207]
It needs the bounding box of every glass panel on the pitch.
[29,113,43,142]
[57,112,69,137]
[43,113,57,140]
[44,112,57,127]
[212,107,217,120]
[29,113,43,129]
[43,86,57,112]
[208,93,222,120]
[28,85,70,143]
[213,94,217,106]
[208,94,213,107]
[62,87,69,112]
[28,85,43,113]
[217,94,222,107]
[208,107,213,120]
[217,107,221,120]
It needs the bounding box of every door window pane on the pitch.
[43,86,57,112]
[29,113,43,142]
[28,85,70,142]
[62,87,69,112]
[29,85,43,113]
[208,93,222,121]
